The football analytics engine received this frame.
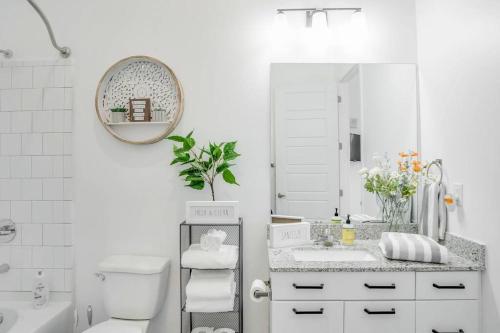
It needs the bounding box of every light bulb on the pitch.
[274,11,288,30]
[311,10,328,31]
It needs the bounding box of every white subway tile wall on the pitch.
[0,60,73,293]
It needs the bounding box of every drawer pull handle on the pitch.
[292,283,324,289]
[364,308,396,315]
[432,329,464,333]
[432,283,465,289]
[364,283,396,289]
[293,308,324,315]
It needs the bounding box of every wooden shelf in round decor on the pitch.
[95,55,184,145]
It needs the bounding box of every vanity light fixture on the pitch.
[275,7,363,29]
[274,10,288,30]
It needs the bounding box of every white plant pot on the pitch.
[186,201,240,224]
[110,112,126,123]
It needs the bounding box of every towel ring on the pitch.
[426,159,443,184]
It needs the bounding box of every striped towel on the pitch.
[379,232,448,264]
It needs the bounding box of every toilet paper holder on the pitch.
[253,280,271,299]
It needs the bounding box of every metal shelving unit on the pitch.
[180,218,243,333]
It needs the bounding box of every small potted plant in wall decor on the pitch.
[167,131,241,224]
[109,107,127,123]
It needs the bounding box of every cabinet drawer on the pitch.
[271,272,415,300]
[416,272,480,300]
[344,301,415,333]
[271,301,343,333]
[416,300,479,333]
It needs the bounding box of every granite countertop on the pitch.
[268,240,484,273]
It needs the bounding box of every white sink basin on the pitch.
[292,249,377,262]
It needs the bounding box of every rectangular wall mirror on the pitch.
[270,63,419,222]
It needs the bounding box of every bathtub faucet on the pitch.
[0,263,10,274]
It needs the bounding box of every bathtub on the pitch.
[0,301,73,333]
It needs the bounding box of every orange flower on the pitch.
[410,152,419,157]
[399,152,409,158]
[412,163,422,173]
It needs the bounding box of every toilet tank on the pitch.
[98,255,170,320]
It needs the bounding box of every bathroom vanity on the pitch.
[267,232,485,333]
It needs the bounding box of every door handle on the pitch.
[277,193,286,198]
[432,283,465,289]
[293,308,324,315]
[364,283,396,289]
[293,283,324,289]
[364,308,396,315]
[432,330,464,333]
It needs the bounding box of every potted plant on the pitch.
[359,151,421,231]
[167,131,241,224]
[110,107,127,123]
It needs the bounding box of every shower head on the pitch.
[0,49,13,58]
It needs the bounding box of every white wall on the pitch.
[0,0,417,332]
[0,60,73,298]
[416,0,500,331]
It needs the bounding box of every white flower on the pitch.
[369,167,382,177]
[358,167,369,175]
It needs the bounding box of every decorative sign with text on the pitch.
[186,201,239,224]
[269,222,311,248]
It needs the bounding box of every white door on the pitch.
[338,66,363,215]
[274,85,339,220]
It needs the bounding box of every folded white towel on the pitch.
[200,229,227,252]
[186,296,235,313]
[191,327,214,333]
[214,329,235,333]
[182,244,239,269]
[186,270,235,300]
[379,232,448,264]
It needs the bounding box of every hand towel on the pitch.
[185,294,235,313]
[379,232,448,264]
[200,229,227,252]
[419,182,447,241]
[186,270,235,300]
[182,244,238,269]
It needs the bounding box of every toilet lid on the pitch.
[84,320,148,333]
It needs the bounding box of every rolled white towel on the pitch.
[200,229,227,252]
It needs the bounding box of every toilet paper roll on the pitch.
[250,279,268,303]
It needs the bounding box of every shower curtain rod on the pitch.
[0,49,13,58]
[26,0,71,58]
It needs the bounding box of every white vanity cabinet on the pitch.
[270,271,481,333]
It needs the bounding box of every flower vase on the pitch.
[377,194,411,232]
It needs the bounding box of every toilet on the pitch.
[84,254,170,333]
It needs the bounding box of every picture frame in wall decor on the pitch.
[95,55,184,144]
[186,201,240,224]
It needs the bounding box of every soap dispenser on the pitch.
[331,208,343,224]
[32,270,49,309]
[341,214,356,245]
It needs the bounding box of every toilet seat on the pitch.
[83,319,149,333]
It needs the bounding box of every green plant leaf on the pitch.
[188,180,205,190]
[223,151,240,161]
[183,137,196,151]
[179,167,201,176]
[216,162,233,174]
[222,169,239,185]
[167,135,186,143]
[186,175,204,182]
[212,146,222,161]
[223,141,237,155]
